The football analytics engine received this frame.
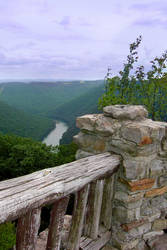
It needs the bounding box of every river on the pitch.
[43,120,68,146]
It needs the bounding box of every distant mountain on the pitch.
[0,81,102,117]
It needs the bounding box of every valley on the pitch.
[0,80,104,144]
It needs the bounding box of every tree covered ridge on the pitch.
[0,99,54,141]
[99,36,167,122]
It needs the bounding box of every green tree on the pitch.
[99,36,167,122]
[0,133,78,181]
[99,36,142,108]
[0,222,16,250]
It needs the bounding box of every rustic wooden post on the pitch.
[100,174,115,229]
[16,207,41,250]
[67,184,89,250]
[84,179,104,239]
[46,196,69,250]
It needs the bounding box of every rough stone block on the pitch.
[76,114,119,136]
[103,105,148,120]
[121,123,150,145]
[159,176,167,186]
[73,132,110,153]
[113,206,140,224]
[149,159,165,177]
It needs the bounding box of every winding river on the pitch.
[43,120,68,146]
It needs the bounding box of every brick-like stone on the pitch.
[119,178,155,192]
[113,206,140,224]
[145,186,167,198]
[152,219,167,231]
[121,219,148,232]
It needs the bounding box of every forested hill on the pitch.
[53,84,105,144]
[0,80,104,143]
[0,81,103,117]
[0,99,54,140]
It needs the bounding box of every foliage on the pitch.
[0,222,16,250]
[0,133,78,181]
[99,36,167,121]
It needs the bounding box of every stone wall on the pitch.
[74,105,167,250]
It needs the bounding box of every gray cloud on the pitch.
[0,0,167,80]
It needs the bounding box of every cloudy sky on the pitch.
[0,0,167,80]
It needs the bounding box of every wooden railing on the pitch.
[0,153,121,250]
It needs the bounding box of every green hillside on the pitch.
[0,100,54,140]
[0,81,102,117]
[52,84,105,144]
[0,81,104,143]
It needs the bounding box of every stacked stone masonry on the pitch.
[74,105,167,250]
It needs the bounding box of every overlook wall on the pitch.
[74,105,167,249]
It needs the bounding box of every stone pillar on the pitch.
[74,105,167,250]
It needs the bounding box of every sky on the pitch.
[0,0,167,80]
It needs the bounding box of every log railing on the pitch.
[0,152,121,250]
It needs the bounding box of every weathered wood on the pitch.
[16,207,41,250]
[0,153,120,223]
[100,174,115,229]
[67,185,89,250]
[84,179,104,239]
[80,230,111,250]
[46,196,69,250]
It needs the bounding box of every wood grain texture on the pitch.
[16,207,41,250]
[46,196,69,250]
[67,185,89,250]
[0,153,120,223]
[84,180,104,239]
[80,231,111,250]
[100,174,115,229]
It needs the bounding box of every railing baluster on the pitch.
[100,174,115,229]
[16,207,41,250]
[46,196,69,250]
[67,184,89,250]
[84,179,104,239]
